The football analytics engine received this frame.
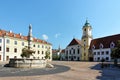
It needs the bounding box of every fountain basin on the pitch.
[8,58,46,68]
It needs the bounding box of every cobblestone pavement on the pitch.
[0,61,120,80]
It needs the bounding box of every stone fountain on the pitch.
[8,24,53,68]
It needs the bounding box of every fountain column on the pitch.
[28,24,33,49]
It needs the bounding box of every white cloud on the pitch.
[42,34,48,41]
[55,33,61,38]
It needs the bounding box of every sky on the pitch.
[0,0,120,49]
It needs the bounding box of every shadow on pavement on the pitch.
[0,64,70,77]
[90,63,120,80]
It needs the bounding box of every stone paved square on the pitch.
[0,61,120,80]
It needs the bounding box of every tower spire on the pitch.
[58,45,61,50]
[84,19,90,27]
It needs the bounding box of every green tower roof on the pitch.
[83,19,92,28]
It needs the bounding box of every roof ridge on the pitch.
[0,29,51,45]
[94,34,120,40]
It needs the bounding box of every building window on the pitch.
[77,49,79,54]
[38,45,40,48]
[0,55,1,60]
[14,48,17,53]
[6,39,10,44]
[66,50,68,54]
[38,51,40,54]
[94,52,96,55]
[0,39,2,43]
[74,56,76,59]
[0,46,1,51]
[33,44,35,47]
[6,56,9,61]
[14,41,17,45]
[42,51,44,54]
[97,52,100,55]
[84,28,86,31]
[106,51,109,55]
[106,57,109,61]
[69,50,71,54]
[6,47,9,52]
[102,51,104,55]
[69,56,71,58]
[97,57,100,61]
[42,45,44,48]
[14,56,17,59]
[73,49,75,54]
[22,42,24,46]
[84,53,86,56]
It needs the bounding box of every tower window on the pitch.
[84,28,86,31]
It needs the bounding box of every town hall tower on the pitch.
[81,20,92,61]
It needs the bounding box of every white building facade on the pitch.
[90,34,120,61]
[0,25,52,61]
[65,38,81,61]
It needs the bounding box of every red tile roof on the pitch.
[89,34,120,49]
[61,49,65,53]
[67,38,81,47]
[0,29,51,45]
[52,49,58,54]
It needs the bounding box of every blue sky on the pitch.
[0,0,120,49]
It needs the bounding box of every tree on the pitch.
[21,46,35,58]
[45,50,50,59]
[111,40,120,66]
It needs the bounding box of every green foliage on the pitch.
[53,55,60,60]
[111,40,120,66]
[111,40,120,59]
[21,46,35,58]
[45,50,50,59]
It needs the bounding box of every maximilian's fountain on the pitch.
[8,24,53,68]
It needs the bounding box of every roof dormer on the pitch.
[99,43,103,49]
[92,45,95,49]
[110,42,115,48]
